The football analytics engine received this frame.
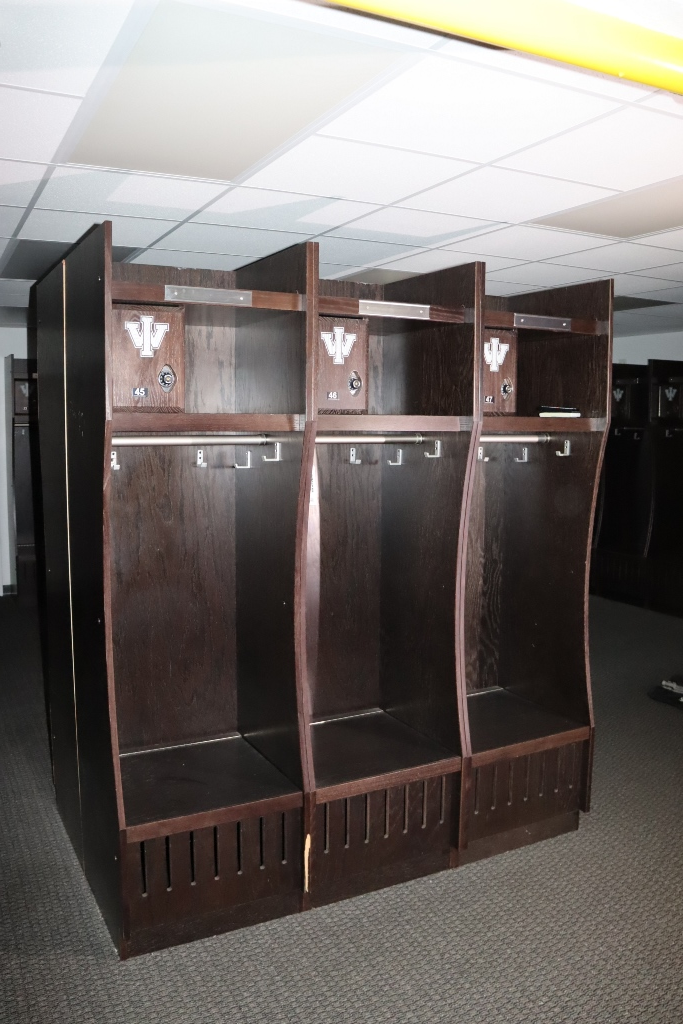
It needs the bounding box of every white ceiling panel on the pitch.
[0,0,138,96]
[637,91,683,118]
[131,249,247,272]
[439,38,655,102]
[0,160,48,207]
[0,87,81,163]
[501,107,683,191]
[485,281,536,296]
[400,166,616,224]
[611,274,680,296]
[637,284,683,303]
[486,262,604,287]
[327,206,494,245]
[19,208,179,248]
[153,222,308,258]
[195,189,378,233]
[446,225,610,261]
[317,236,419,265]
[549,242,683,273]
[243,135,474,204]
[319,262,368,280]
[36,166,227,220]
[0,279,32,306]
[379,249,523,274]
[319,54,618,163]
[636,226,683,251]
[0,207,25,238]
[632,263,683,283]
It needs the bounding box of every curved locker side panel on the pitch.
[35,261,84,863]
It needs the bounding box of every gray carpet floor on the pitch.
[1,595,682,1023]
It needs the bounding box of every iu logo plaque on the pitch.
[318,317,368,413]
[484,336,509,373]
[112,304,185,412]
[124,315,170,358]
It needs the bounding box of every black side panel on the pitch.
[35,263,83,862]
[64,225,121,943]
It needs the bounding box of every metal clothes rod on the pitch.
[111,433,426,447]
[479,434,551,443]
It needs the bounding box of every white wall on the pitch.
[0,326,28,590]
[614,331,683,364]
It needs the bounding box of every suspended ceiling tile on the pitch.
[534,176,683,238]
[152,222,307,258]
[0,87,81,163]
[0,238,136,279]
[636,226,683,251]
[637,284,683,303]
[636,91,683,118]
[548,242,683,273]
[340,268,417,284]
[632,263,683,283]
[631,301,683,319]
[485,281,536,296]
[0,160,49,207]
[319,262,368,279]
[378,249,521,275]
[501,107,683,191]
[439,38,655,101]
[131,249,247,272]
[244,135,474,205]
[611,273,680,296]
[0,279,32,307]
[316,235,419,266]
[447,225,609,261]
[485,262,604,287]
[37,167,227,220]
[196,189,378,233]
[0,207,25,238]
[19,208,179,248]
[327,206,494,246]
[401,166,616,225]
[319,54,618,164]
[68,1,405,180]
[0,0,138,96]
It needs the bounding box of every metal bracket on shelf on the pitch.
[111,450,120,471]
[514,447,529,463]
[262,441,282,463]
[196,448,208,468]
[387,448,403,466]
[555,440,571,458]
[477,446,489,462]
[424,439,442,459]
[349,447,362,465]
[234,450,252,469]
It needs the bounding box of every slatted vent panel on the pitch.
[312,776,455,898]
[123,808,302,933]
[467,743,584,842]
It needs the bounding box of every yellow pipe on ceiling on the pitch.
[317,0,683,94]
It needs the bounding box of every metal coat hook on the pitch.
[555,440,571,458]
[196,448,208,468]
[424,439,442,459]
[387,448,403,467]
[477,446,489,463]
[350,447,362,465]
[235,450,252,469]
[111,450,120,471]
[514,447,529,463]
[262,441,282,463]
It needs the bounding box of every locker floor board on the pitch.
[120,735,301,827]
[312,708,458,790]
[468,688,586,754]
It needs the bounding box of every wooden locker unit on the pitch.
[644,359,683,615]
[591,364,652,605]
[459,282,611,863]
[35,223,316,957]
[304,265,483,904]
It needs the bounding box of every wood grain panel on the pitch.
[380,436,465,752]
[236,435,303,787]
[313,443,381,718]
[184,304,235,414]
[110,444,237,751]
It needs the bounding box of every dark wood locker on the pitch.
[459,282,611,863]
